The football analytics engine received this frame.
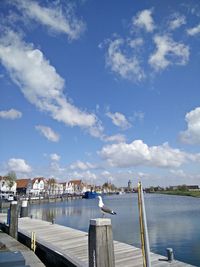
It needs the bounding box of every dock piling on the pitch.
[8,201,18,239]
[20,200,28,217]
[166,248,174,262]
[88,218,115,267]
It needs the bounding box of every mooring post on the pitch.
[20,200,28,217]
[7,208,10,225]
[166,248,174,262]
[9,201,18,239]
[88,218,115,267]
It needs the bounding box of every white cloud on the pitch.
[69,170,97,181]
[179,107,200,144]
[101,170,111,177]
[100,170,115,182]
[0,108,22,119]
[149,35,189,71]
[169,169,186,177]
[106,38,145,82]
[187,24,200,36]
[35,125,60,142]
[132,111,145,122]
[87,121,104,139]
[106,111,131,130]
[8,158,32,173]
[168,14,186,30]
[69,160,96,171]
[50,153,60,161]
[102,9,193,83]
[103,134,126,143]
[128,38,144,48]
[99,139,190,168]
[13,0,85,40]
[50,161,65,174]
[0,30,101,134]
[132,9,155,32]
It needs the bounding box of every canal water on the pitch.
[30,193,200,266]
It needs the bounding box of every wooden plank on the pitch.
[115,250,142,261]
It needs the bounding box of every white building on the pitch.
[0,176,16,199]
[30,177,46,196]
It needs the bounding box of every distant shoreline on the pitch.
[154,190,200,198]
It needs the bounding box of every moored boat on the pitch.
[83,191,98,199]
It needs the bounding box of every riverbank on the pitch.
[0,194,82,209]
[154,190,200,198]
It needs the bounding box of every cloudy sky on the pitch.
[1,0,200,187]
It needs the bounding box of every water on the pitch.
[29,194,200,266]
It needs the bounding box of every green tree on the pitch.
[177,184,188,192]
[5,171,17,190]
[102,182,109,189]
[102,182,116,192]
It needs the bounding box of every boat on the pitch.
[83,191,98,199]
[116,191,126,195]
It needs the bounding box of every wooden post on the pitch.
[31,231,36,252]
[88,218,115,267]
[20,200,28,217]
[9,201,18,239]
[138,182,151,267]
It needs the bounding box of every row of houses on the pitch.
[0,176,97,197]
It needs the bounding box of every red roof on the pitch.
[16,179,31,188]
[69,179,82,185]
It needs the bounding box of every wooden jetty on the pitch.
[0,214,194,267]
[0,194,82,209]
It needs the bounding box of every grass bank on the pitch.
[156,190,200,198]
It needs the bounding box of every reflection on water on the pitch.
[30,194,200,266]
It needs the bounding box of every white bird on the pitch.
[97,196,117,216]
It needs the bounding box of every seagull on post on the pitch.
[97,196,117,216]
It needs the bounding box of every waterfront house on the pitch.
[169,185,199,191]
[16,179,32,195]
[50,182,63,195]
[64,181,74,194]
[0,176,16,196]
[60,182,69,194]
[30,177,46,196]
[46,178,64,195]
[186,185,199,191]
[66,180,86,194]
[57,183,64,195]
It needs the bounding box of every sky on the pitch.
[1,0,200,187]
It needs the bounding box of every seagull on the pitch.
[97,196,117,216]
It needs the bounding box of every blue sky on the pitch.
[1,0,200,187]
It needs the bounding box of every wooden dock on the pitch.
[0,214,195,267]
[0,231,45,267]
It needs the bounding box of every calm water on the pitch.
[30,194,200,266]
